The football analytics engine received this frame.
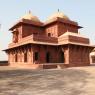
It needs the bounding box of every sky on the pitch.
[0,0,95,60]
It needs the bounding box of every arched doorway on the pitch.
[46,52,50,63]
[60,51,65,63]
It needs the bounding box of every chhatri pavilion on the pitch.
[4,11,94,69]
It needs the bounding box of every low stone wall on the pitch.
[42,63,69,69]
[0,61,8,66]
[8,62,90,69]
[9,63,69,69]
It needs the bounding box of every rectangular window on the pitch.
[48,33,51,37]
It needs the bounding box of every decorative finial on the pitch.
[67,29,69,32]
[28,10,31,14]
[58,9,60,12]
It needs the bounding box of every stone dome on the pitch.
[21,11,41,22]
[47,11,70,21]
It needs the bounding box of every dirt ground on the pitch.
[0,66,95,95]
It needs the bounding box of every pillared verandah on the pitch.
[4,10,94,69]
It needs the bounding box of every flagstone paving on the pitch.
[0,66,95,95]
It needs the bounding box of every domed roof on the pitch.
[21,11,41,22]
[47,10,70,21]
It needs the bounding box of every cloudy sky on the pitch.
[0,0,95,60]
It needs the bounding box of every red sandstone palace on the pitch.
[4,11,94,69]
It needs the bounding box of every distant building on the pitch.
[90,48,95,63]
[4,11,94,69]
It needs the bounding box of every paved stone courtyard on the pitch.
[0,66,95,95]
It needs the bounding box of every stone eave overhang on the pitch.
[3,43,32,51]
[66,43,95,48]
[9,17,83,31]
[44,17,83,28]
[4,42,94,52]
[9,19,43,31]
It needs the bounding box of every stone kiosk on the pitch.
[4,11,94,69]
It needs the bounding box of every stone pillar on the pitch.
[15,50,18,63]
[31,47,33,64]
[13,52,15,63]
[27,48,32,63]
[8,52,11,63]
[11,51,14,63]
[65,46,69,64]
[61,46,69,64]
[18,50,20,62]
[12,51,14,63]
[19,50,22,62]
[20,51,23,63]
[68,45,72,64]
[22,49,24,63]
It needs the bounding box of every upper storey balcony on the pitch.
[9,31,90,49]
[8,34,58,48]
[58,32,90,46]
